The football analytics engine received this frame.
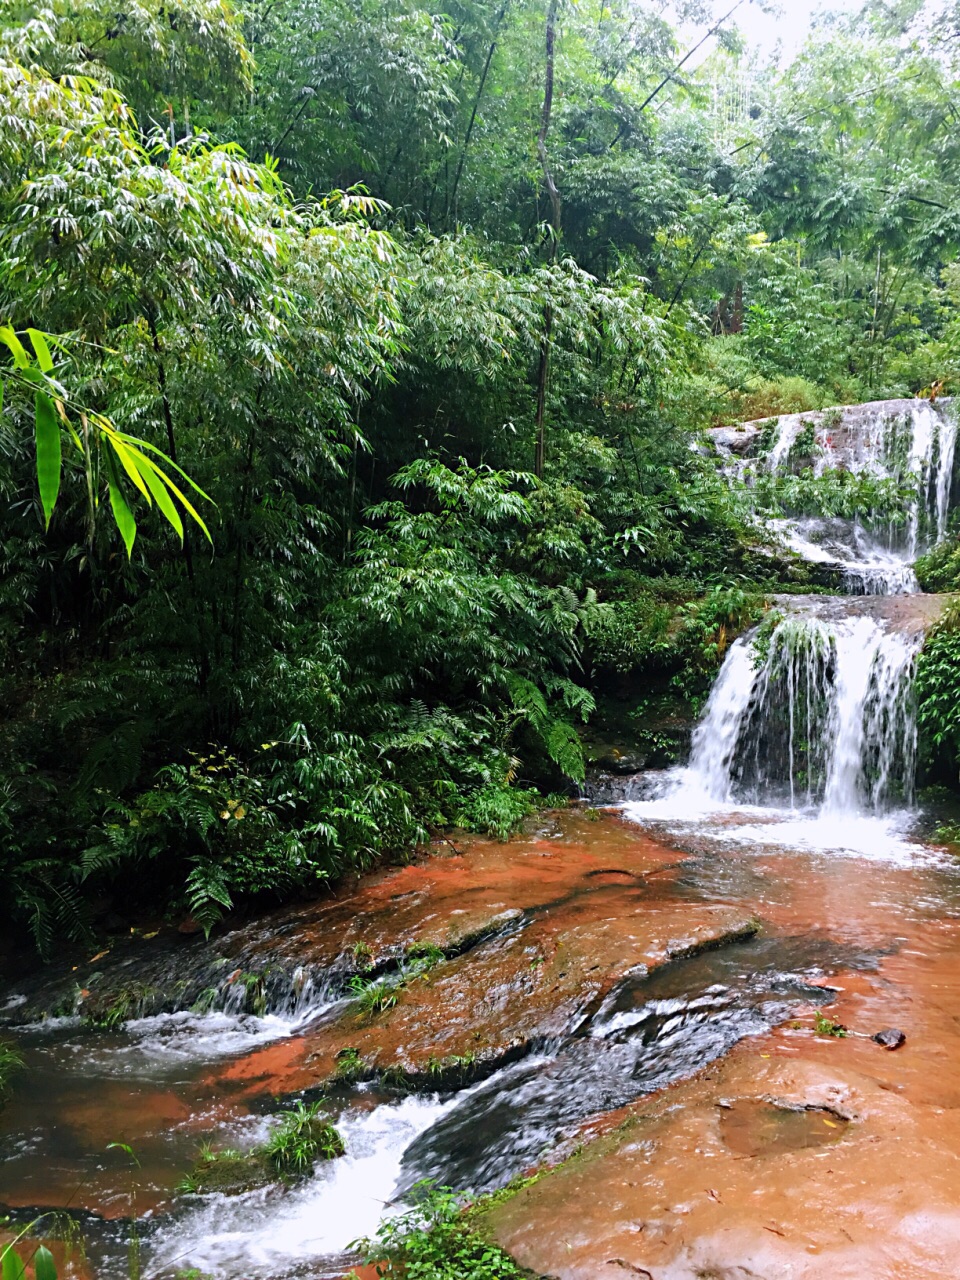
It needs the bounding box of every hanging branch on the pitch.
[637,0,747,115]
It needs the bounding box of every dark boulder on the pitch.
[872,1027,906,1050]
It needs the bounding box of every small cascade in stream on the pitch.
[681,609,920,817]
[712,398,959,593]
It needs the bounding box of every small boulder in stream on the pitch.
[872,1027,907,1050]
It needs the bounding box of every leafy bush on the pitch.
[352,1184,524,1280]
[82,748,327,936]
[456,783,537,842]
[916,538,960,593]
[917,605,960,781]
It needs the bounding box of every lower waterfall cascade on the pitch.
[685,610,920,815]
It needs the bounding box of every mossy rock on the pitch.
[182,1106,346,1195]
[180,1147,276,1196]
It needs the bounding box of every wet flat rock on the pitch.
[482,897,960,1280]
[2,814,677,1023]
[770,590,950,635]
[205,823,758,1095]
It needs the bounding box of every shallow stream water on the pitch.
[3,400,960,1277]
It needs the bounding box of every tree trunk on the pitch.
[447,0,511,228]
[534,0,560,480]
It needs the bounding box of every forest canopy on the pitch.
[3,0,960,951]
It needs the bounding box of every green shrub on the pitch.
[352,1183,524,1280]
[457,783,537,842]
[264,1101,345,1173]
[916,539,960,593]
[0,1041,23,1101]
[917,605,960,779]
[181,1104,344,1193]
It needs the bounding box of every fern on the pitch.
[185,860,234,937]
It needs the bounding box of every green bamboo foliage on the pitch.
[0,326,211,554]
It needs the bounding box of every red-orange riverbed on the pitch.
[2,809,960,1279]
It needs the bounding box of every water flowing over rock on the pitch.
[690,611,920,814]
[711,398,958,594]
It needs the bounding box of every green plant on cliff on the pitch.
[917,604,960,782]
[352,1183,524,1280]
[916,537,960,593]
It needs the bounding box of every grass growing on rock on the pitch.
[180,1102,344,1194]
[264,1101,345,1172]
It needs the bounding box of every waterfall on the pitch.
[717,400,958,592]
[686,613,920,817]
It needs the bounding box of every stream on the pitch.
[3,398,960,1278]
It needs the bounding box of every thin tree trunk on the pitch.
[534,0,560,480]
[146,310,210,692]
[447,0,511,228]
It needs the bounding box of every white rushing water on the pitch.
[722,400,958,583]
[624,607,928,863]
[694,613,918,814]
[146,1091,459,1278]
[770,517,919,596]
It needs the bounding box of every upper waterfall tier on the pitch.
[710,399,958,595]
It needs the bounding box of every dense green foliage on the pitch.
[353,1184,525,1280]
[917,603,960,781]
[5,0,960,951]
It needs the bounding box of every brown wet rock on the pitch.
[210,906,759,1096]
[481,848,960,1280]
[2,813,680,1026]
[203,822,757,1097]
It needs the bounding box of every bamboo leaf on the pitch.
[105,449,137,558]
[135,452,212,543]
[108,437,152,504]
[114,432,215,503]
[1,1247,26,1280]
[33,1247,57,1280]
[26,329,54,374]
[130,451,184,542]
[0,326,29,369]
[35,390,61,529]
